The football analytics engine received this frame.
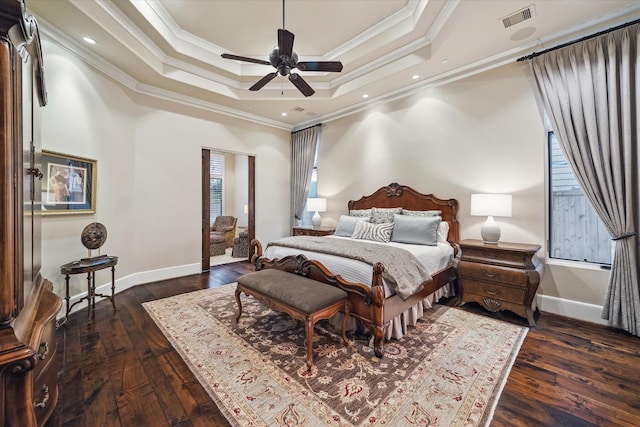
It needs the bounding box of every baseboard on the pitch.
[58,265,610,328]
[57,262,201,319]
[536,294,608,326]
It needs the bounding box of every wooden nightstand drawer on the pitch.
[460,279,526,304]
[458,262,529,287]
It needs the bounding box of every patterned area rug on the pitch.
[143,285,527,427]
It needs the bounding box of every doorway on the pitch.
[202,148,255,271]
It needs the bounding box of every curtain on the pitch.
[529,24,640,335]
[290,125,320,228]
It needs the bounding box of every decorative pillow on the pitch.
[391,214,441,246]
[351,220,394,243]
[402,209,441,217]
[437,221,450,242]
[370,207,403,224]
[349,209,371,218]
[334,215,369,237]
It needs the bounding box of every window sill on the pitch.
[546,258,610,271]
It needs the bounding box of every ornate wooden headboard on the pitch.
[347,182,460,247]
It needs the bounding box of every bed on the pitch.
[250,183,460,357]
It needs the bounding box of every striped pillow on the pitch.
[370,207,403,224]
[351,220,394,243]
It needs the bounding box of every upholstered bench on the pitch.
[235,268,351,371]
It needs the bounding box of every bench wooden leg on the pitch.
[341,302,351,346]
[234,286,243,323]
[305,319,314,372]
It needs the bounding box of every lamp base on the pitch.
[312,211,322,226]
[481,216,501,244]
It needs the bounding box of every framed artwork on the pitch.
[41,150,96,215]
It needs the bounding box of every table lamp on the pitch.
[306,198,327,226]
[470,193,512,244]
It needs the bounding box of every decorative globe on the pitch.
[81,222,107,250]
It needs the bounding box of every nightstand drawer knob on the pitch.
[481,270,497,278]
[484,287,498,295]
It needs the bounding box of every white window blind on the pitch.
[210,154,224,222]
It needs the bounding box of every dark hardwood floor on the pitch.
[47,261,640,426]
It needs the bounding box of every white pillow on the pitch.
[334,215,369,237]
[437,221,449,242]
[351,221,394,243]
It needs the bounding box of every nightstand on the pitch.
[457,239,544,326]
[292,226,335,236]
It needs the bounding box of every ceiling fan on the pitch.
[221,0,343,97]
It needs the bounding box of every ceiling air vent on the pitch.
[501,5,535,29]
[293,107,305,112]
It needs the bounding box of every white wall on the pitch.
[318,62,609,325]
[39,40,291,308]
[39,38,610,325]
[233,154,249,229]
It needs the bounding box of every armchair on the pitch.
[210,215,237,248]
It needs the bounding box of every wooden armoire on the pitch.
[0,0,62,425]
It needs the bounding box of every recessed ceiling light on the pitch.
[362,94,369,98]
[412,74,420,80]
[281,112,287,117]
[441,59,449,64]
[82,37,96,45]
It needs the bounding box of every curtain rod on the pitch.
[292,123,322,134]
[517,17,640,62]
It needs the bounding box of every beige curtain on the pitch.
[529,24,640,335]
[290,125,320,228]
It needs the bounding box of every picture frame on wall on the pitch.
[41,150,97,215]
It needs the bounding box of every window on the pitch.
[548,132,611,265]
[210,154,224,222]
[300,149,319,227]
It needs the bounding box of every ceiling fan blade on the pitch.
[278,29,295,58]
[249,72,279,91]
[288,73,314,97]
[222,53,271,66]
[297,61,343,72]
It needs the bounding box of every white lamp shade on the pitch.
[306,198,327,213]
[470,194,512,217]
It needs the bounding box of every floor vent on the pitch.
[502,5,535,29]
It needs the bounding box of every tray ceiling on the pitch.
[28,0,640,129]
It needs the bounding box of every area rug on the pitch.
[143,284,527,427]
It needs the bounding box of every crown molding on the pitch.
[37,16,292,131]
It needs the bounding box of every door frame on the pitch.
[202,148,255,271]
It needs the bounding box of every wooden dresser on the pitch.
[457,239,543,326]
[292,226,335,237]
[0,1,62,425]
